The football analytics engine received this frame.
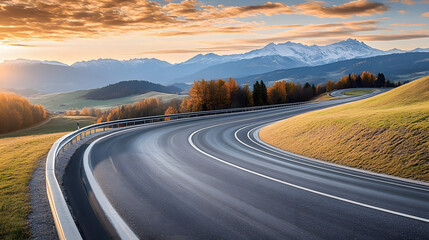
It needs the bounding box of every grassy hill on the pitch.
[29,89,187,112]
[260,76,429,181]
[83,80,182,100]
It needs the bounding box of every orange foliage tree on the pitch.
[181,78,252,112]
[0,92,47,134]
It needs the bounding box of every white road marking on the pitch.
[188,125,429,223]
[232,124,429,192]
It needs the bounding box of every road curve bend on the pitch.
[64,92,429,239]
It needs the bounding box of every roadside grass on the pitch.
[260,76,429,181]
[343,89,375,96]
[312,93,338,101]
[0,133,67,239]
[1,115,95,138]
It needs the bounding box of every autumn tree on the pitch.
[267,81,287,104]
[0,92,47,134]
[326,80,335,92]
[80,107,88,116]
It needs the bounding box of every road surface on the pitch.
[64,92,429,239]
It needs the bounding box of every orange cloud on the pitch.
[295,0,389,18]
[202,20,428,46]
[392,0,429,4]
[422,12,429,17]
[0,0,391,42]
[391,23,427,26]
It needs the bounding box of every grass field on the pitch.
[1,115,95,138]
[29,90,187,112]
[260,76,429,181]
[0,133,66,239]
[0,114,96,239]
[343,89,375,96]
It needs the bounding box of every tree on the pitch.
[326,80,335,92]
[80,107,88,116]
[267,81,287,104]
[311,83,316,96]
[227,78,240,108]
[302,82,313,101]
[165,106,178,115]
[377,73,386,88]
[316,83,325,95]
[0,92,47,134]
[260,80,268,105]
[253,81,263,106]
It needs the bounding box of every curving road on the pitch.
[64,92,429,239]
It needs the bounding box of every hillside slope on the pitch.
[29,90,186,112]
[83,80,182,100]
[260,76,429,181]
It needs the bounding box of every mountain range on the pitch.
[236,52,429,86]
[0,39,428,93]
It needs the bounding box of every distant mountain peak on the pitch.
[2,58,68,66]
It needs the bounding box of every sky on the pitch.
[0,0,428,64]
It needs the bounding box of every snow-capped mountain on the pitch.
[1,39,428,93]
[182,39,386,67]
[72,58,171,68]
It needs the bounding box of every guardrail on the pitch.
[46,101,309,239]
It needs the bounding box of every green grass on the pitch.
[0,114,99,238]
[343,89,375,96]
[0,133,67,239]
[260,76,429,181]
[29,90,187,112]
[1,115,95,138]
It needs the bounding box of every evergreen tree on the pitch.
[260,80,268,105]
[253,81,262,106]
[311,83,316,96]
[377,73,386,88]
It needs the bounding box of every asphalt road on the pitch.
[65,92,429,239]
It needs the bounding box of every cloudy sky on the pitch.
[1,0,428,64]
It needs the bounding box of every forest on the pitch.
[70,71,398,123]
[0,92,47,134]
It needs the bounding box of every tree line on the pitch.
[0,92,47,134]
[86,71,399,123]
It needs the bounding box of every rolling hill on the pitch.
[260,76,429,181]
[83,80,182,100]
[237,52,429,86]
[29,89,186,112]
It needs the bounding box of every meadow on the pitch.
[0,115,95,239]
[29,90,187,112]
[260,76,429,181]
